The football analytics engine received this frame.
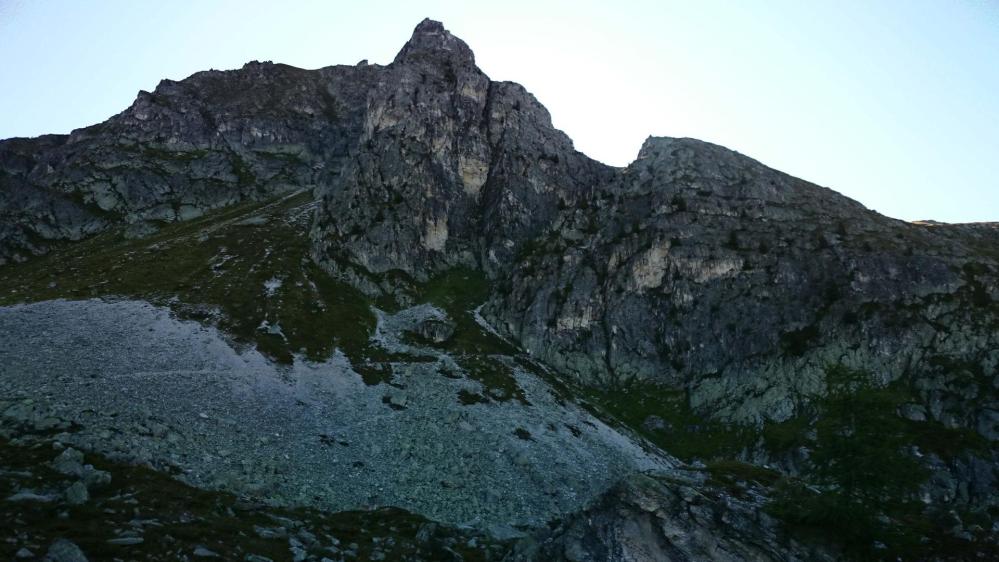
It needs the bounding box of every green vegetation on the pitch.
[414,268,515,357]
[779,324,820,357]
[582,362,995,560]
[704,459,780,494]
[581,383,755,461]
[809,364,925,502]
[767,364,990,560]
[0,200,529,402]
[411,268,527,403]
[0,191,374,365]
[0,437,508,561]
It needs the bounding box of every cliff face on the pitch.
[488,136,999,426]
[309,20,612,296]
[1,18,997,560]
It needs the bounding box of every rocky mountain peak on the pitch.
[0,20,997,560]
[393,18,476,67]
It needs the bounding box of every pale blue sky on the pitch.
[1,0,997,223]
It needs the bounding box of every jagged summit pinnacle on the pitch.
[393,18,476,66]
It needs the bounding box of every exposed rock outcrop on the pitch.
[516,473,837,562]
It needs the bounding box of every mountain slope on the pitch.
[1,18,997,561]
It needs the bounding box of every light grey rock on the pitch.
[44,539,88,562]
[900,403,928,421]
[254,525,287,540]
[8,489,58,502]
[15,547,34,559]
[193,546,221,557]
[106,537,144,546]
[289,545,307,562]
[387,389,408,408]
[51,448,85,476]
[64,481,89,505]
[81,466,112,489]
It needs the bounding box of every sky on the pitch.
[1,0,997,223]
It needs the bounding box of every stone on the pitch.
[51,448,85,476]
[193,546,221,557]
[44,539,88,562]
[387,391,408,408]
[899,403,928,422]
[106,537,144,546]
[81,466,112,489]
[7,489,57,502]
[412,318,456,344]
[64,481,89,505]
[15,548,33,559]
[254,525,287,539]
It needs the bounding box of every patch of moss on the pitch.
[140,145,210,162]
[906,420,990,458]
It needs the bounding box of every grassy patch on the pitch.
[0,437,509,561]
[0,191,375,366]
[764,364,997,560]
[581,382,755,461]
[414,268,516,356]
[457,389,488,406]
[704,459,780,491]
[761,414,812,453]
[412,269,526,402]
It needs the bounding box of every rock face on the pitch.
[0,50,378,266]
[487,137,999,424]
[310,19,611,295]
[519,474,837,562]
[2,17,998,561]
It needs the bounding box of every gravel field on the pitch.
[0,298,674,535]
